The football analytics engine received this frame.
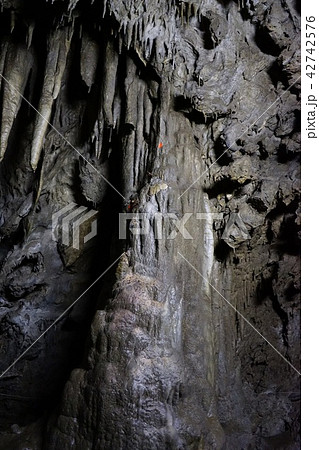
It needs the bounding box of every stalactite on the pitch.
[67,0,79,14]
[150,12,155,27]
[102,39,118,128]
[162,16,166,31]
[191,2,196,18]
[123,130,136,199]
[142,14,147,38]
[181,1,185,25]
[135,82,145,187]
[159,79,170,138]
[0,43,32,161]
[10,10,15,33]
[126,21,133,49]
[80,33,99,91]
[133,20,137,49]
[112,92,121,133]
[93,110,104,159]
[144,90,153,142]
[145,37,155,60]
[186,2,191,24]
[0,38,8,93]
[103,0,107,18]
[26,21,35,49]
[138,16,142,43]
[238,0,244,12]
[123,56,138,198]
[125,57,138,131]
[30,26,72,170]
[155,36,164,63]
[119,19,125,35]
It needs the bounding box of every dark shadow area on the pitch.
[216,0,232,5]
[205,178,245,199]
[294,0,301,15]
[276,214,301,256]
[277,143,299,163]
[293,108,301,133]
[0,0,126,431]
[257,141,269,160]
[255,264,289,346]
[214,239,231,262]
[256,272,275,305]
[173,95,215,125]
[248,197,268,213]
[198,15,216,50]
[0,86,36,189]
[266,198,300,256]
[212,135,233,166]
[284,281,300,302]
[128,47,161,84]
[255,25,282,57]
[268,60,289,89]
[266,197,300,220]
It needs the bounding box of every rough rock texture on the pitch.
[0,0,300,449]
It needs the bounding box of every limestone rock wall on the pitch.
[0,1,300,448]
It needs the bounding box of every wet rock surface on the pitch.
[0,0,300,448]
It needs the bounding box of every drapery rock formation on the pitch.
[0,0,300,448]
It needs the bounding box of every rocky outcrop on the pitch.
[0,0,300,448]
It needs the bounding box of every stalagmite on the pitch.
[102,39,118,127]
[0,43,32,161]
[30,26,72,171]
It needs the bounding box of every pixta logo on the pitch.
[119,212,224,241]
[52,203,98,250]
[119,211,250,247]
